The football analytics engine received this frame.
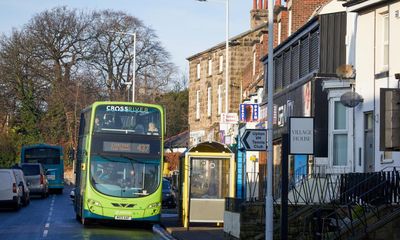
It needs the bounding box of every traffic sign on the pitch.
[241,129,267,151]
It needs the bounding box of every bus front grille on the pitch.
[111,203,136,208]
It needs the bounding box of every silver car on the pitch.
[11,168,30,205]
[21,163,49,198]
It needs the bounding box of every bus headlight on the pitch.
[88,198,102,207]
[147,202,161,209]
[87,198,103,215]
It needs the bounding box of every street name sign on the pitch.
[241,129,267,151]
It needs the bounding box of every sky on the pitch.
[0,0,253,74]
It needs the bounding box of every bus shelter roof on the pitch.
[187,141,233,154]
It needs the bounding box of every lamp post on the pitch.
[266,0,275,239]
[112,31,137,102]
[197,0,229,114]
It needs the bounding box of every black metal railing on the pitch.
[225,197,246,213]
[300,167,400,240]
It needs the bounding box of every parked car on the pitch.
[21,163,49,198]
[0,169,23,210]
[162,178,176,209]
[11,168,30,206]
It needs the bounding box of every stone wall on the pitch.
[188,30,264,145]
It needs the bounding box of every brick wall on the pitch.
[288,0,331,34]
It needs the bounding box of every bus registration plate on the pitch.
[115,215,132,220]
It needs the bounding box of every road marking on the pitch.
[43,195,56,238]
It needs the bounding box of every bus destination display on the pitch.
[103,141,150,154]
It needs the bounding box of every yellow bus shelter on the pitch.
[180,141,235,228]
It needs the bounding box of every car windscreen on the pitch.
[22,165,40,176]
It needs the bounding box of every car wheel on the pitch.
[23,195,28,206]
[14,197,21,211]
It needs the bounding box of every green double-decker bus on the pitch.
[74,101,164,224]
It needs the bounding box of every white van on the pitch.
[0,169,23,210]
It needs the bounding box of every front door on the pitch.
[364,112,374,172]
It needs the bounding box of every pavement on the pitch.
[155,210,225,240]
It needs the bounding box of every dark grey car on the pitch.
[21,163,49,198]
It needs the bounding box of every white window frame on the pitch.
[217,85,222,116]
[382,13,389,69]
[196,63,201,80]
[208,59,213,76]
[288,8,292,36]
[196,90,200,120]
[219,55,224,73]
[207,87,212,117]
[328,98,351,171]
[252,51,256,76]
[278,20,282,45]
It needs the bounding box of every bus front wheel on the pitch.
[81,216,92,226]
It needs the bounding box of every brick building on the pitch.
[238,0,336,201]
[187,2,268,147]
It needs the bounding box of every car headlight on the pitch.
[147,202,161,208]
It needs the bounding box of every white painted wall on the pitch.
[353,1,400,172]
[319,0,347,15]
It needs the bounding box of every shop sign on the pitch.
[289,117,314,155]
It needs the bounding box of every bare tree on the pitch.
[0,6,177,158]
[89,10,176,102]
[25,6,93,145]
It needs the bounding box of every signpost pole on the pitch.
[280,133,289,240]
[266,0,275,238]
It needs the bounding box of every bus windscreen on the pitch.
[93,105,161,135]
[24,148,61,165]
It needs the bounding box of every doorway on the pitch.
[364,112,374,172]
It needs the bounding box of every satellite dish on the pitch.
[340,91,363,108]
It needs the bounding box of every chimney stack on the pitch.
[250,0,268,29]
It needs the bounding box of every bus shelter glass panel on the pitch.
[191,158,230,199]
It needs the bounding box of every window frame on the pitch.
[196,63,201,80]
[208,59,213,76]
[329,99,349,168]
[196,90,200,120]
[207,87,212,117]
[382,12,389,69]
[219,55,224,73]
[217,85,222,116]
